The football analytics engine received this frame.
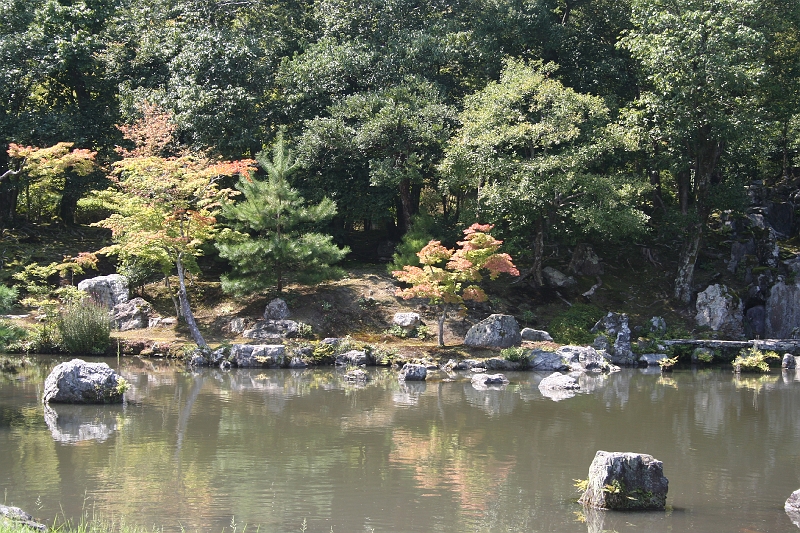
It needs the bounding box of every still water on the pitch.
[1,356,800,532]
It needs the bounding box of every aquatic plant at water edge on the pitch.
[57,300,112,355]
[732,347,780,373]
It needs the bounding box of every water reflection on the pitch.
[0,359,799,533]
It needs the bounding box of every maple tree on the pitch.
[393,223,519,346]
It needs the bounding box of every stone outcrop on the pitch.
[464,314,521,348]
[765,279,800,339]
[77,274,129,309]
[695,284,744,338]
[557,345,618,373]
[263,298,290,320]
[470,373,509,389]
[542,266,577,288]
[43,359,127,404]
[112,297,158,331]
[520,328,553,342]
[393,312,422,329]
[335,350,371,366]
[529,350,569,372]
[230,344,286,368]
[578,451,668,511]
[0,505,46,532]
[242,319,300,339]
[592,312,636,365]
[399,363,427,381]
[786,489,800,527]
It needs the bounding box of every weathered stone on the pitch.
[538,372,580,401]
[399,363,427,381]
[569,243,604,276]
[263,298,290,320]
[43,359,126,404]
[765,280,800,339]
[557,345,617,373]
[344,368,369,382]
[471,373,509,389]
[0,504,46,532]
[230,344,286,368]
[112,297,158,331]
[648,317,667,336]
[695,284,744,338]
[288,357,308,368]
[77,274,129,309]
[591,313,635,365]
[529,350,569,372]
[335,350,370,366]
[393,312,422,328]
[639,353,668,366]
[786,489,800,527]
[542,266,577,288]
[464,314,522,348]
[228,317,250,334]
[520,328,553,342]
[728,238,756,273]
[578,451,668,510]
[242,319,299,339]
[783,353,797,369]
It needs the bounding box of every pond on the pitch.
[1,356,799,532]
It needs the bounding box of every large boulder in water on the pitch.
[43,359,127,404]
[464,314,521,348]
[77,274,129,309]
[398,363,427,381]
[786,489,800,527]
[578,451,668,511]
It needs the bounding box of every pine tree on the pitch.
[216,133,349,295]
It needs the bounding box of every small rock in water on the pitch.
[578,451,668,511]
[786,489,800,527]
[399,363,427,381]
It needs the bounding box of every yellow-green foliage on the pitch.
[733,347,780,373]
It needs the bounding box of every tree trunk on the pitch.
[176,253,208,349]
[673,220,703,303]
[532,217,545,286]
[398,177,414,234]
[438,307,446,347]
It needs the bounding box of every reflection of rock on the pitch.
[344,369,369,382]
[43,359,126,404]
[0,504,46,532]
[580,505,606,533]
[464,314,521,348]
[538,372,580,401]
[578,450,668,510]
[44,404,119,443]
[786,489,800,527]
[393,381,427,404]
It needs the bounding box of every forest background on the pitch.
[1,0,799,340]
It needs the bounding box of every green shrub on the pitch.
[733,347,780,373]
[57,300,112,355]
[548,303,604,345]
[387,213,437,273]
[501,346,530,364]
[0,320,28,352]
[0,285,18,313]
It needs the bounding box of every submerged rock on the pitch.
[578,451,668,511]
[43,359,127,404]
[471,373,509,389]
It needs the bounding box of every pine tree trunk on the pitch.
[532,218,545,286]
[176,253,208,349]
[438,307,446,347]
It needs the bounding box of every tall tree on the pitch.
[216,133,349,295]
[620,0,765,302]
[441,59,648,284]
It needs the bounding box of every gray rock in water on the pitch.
[335,350,370,366]
[43,359,126,404]
[695,284,744,338]
[243,319,299,339]
[113,297,158,331]
[529,350,569,372]
[399,363,427,381]
[230,344,286,368]
[471,373,509,389]
[786,489,800,527]
[464,314,521,349]
[344,369,369,382]
[578,451,669,511]
[0,504,47,532]
[557,345,617,373]
[393,312,421,328]
[639,353,668,366]
[538,372,580,401]
[263,298,290,320]
[77,274,129,309]
[783,353,797,369]
[521,328,553,342]
[288,356,308,368]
